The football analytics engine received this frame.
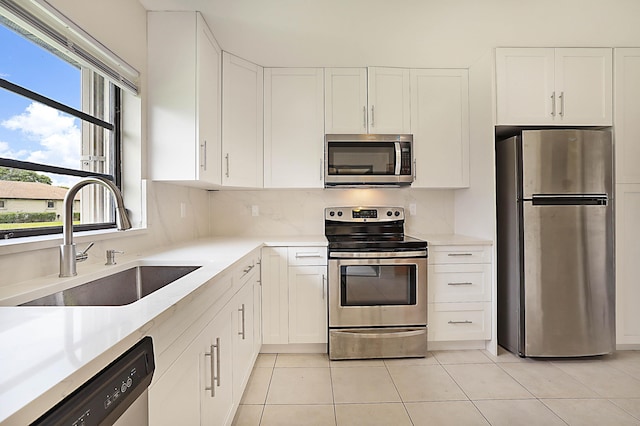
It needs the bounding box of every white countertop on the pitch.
[0,232,488,424]
[0,235,326,425]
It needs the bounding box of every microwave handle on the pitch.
[413,159,417,180]
[395,142,401,175]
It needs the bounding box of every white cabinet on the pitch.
[264,68,324,188]
[148,11,222,187]
[496,48,612,125]
[222,52,264,188]
[428,245,492,342]
[324,67,410,134]
[148,251,261,426]
[410,69,469,188]
[149,303,234,426]
[615,184,640,346]
[262,246,328,346]
[614,48,640,347]
[614,48,640,184]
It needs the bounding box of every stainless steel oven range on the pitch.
[325,206,428,360]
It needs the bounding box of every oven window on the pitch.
[327,143,396,175]
[340,264,416,306]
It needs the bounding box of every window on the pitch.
[0,0,138,239]
[0,200,5,209]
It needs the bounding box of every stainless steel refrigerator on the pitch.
[496,129,615,357]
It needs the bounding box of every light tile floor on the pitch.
[232,349,640,425]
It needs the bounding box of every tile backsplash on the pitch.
[209,188,455,236]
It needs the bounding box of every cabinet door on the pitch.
[261,247,289,344]
[615,184,640,346]
[196,15,222,185]
[201,308,234,426]
[615,48,640,184]
[495,48,555,125]
[324,68,367,133]
[555,48,612,125]
[222,52,264,187]
[288,265,328,344]
[148,12,222,187]
[232,280,256,404]
[410,69,469,188]
[367,67,411,133]
[264,68,324,188]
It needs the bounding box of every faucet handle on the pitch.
[76,242,95,262]
[105,249,124,265]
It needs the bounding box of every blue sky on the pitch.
[0,23,82,185]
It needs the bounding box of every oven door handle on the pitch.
[330,250,427,259]
[336,329,426,339]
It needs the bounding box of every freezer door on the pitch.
[521,129,612,198]
[522,202,614,357]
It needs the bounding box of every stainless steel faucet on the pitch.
[59,177,132,277]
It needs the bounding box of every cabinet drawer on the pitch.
[428,302,491,341]
[428,264,491,303]
[235,251,260,287]
[430,245,491,264]
[288,246,327,266]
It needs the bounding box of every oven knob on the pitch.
[329,211,335,217]
[337,211,343,217]
[394,210,400,217]
[386,211,393,217]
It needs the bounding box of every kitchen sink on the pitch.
[20,265,201,306]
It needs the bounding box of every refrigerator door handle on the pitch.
[530,194,608,206]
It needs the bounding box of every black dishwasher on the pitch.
[31,336,155,426]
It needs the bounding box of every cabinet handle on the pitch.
[370,105,375,127]
[322,274,326,300]
[204,338,220,397]
[559,91,564,117]
[295,252,322,258]
[200,140,207,170]
[448,320,473,324]
[551,92,556,117]
[225,154,230,178]
[447,253,473,257]
[239,304,246,340]
[448,282,473,286]
[242,264,255,276]
[362,106,367,129]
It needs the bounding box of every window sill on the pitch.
[0,227,148,256]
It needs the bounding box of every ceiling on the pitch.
[138,0,640,69]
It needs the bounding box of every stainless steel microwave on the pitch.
[325,134,413,186]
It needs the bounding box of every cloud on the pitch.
[1,102,81,171]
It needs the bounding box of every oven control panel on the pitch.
[325,207,404,222]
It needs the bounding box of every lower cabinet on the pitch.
[262,246,328,346]
[149,303,234,426]
[616,184,640,346]
[428,244,492,343]
[149,251,261,426]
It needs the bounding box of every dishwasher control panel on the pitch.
[32,337,155,426]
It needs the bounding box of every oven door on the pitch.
[328,255,427,328]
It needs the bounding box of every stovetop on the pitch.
[325,206,427,252]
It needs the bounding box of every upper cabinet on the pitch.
[614,48,640,184]
[222,52,264,188]
[324,67,410,134]
[411,69,469,188]
[147,12,222,187]
[496,48,612,126]
[264,68,325,188]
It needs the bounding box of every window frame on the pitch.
[0,37,123,239]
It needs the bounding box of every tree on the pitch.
[0,167,53,185]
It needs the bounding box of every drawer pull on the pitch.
[242,264,255,276]
[448,282,473,286]
[295,253,323,258]
[447,253,473,257]
[448,320,473,325]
